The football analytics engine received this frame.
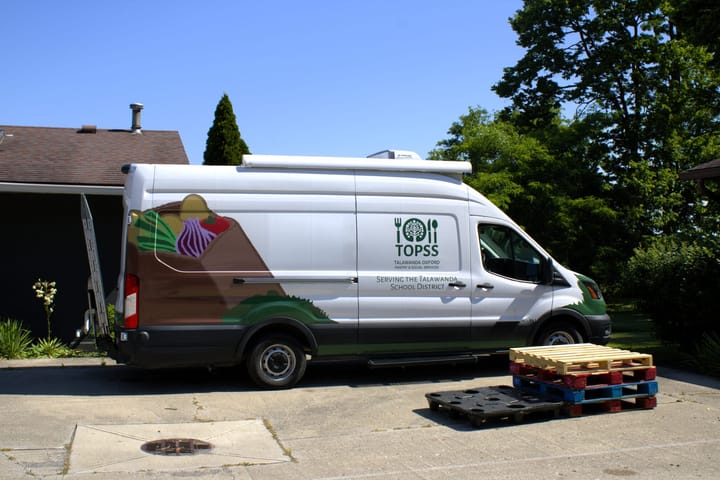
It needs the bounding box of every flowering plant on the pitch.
[32,279,57,340]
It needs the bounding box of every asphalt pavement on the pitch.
[0,356,718,479]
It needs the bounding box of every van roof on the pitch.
[242,154,471,177]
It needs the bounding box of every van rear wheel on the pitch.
[246,335,306,389]
[537,322,583,346]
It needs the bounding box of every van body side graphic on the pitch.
[126,194,338,329]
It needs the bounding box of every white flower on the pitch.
[32,279,57,306]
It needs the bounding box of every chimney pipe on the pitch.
[130,103,144,134]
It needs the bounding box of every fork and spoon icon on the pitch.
[394,218,438,243]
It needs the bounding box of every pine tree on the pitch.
[203,93,250,165]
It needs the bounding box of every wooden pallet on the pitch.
[509,344,653,375]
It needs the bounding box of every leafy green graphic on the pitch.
[132,210,177,253]
[128,194,232,257]
[222,292,335,326]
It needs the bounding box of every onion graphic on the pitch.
[176,217,217,257]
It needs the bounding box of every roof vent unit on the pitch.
[367,149,423,160]
[130,103,144,134]
[77,125,97,134]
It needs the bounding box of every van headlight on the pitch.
[582,280,603,300]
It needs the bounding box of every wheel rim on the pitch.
[259,343,296,381]
[545,331,576,345]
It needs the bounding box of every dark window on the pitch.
[478,225,544,282]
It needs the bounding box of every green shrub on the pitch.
[0,318,33,359]
[28,337,73,358]
[623,236,720,348]
[106,303,116,339]
[691,332,720,377]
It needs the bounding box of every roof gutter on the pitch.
[0,182,122,195]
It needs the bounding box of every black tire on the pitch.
[536,322,583,346]
[246,334,306,388]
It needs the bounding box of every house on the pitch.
[679,158,720,201]
[0,104,189,342]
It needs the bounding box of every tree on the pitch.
[203,93,250,165]
[492,0,720,255]
[431,108,616,279]
[668,0,720,67]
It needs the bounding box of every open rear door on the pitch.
[80,194,111,341]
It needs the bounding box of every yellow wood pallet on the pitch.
[509,344,653,375]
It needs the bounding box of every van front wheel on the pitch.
[246,335,306,389]
[536,323,583,346]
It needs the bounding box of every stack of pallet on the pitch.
[509,344,657,416]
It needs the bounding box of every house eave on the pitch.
[0,182,122,195]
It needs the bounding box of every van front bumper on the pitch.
[586,314,612,345]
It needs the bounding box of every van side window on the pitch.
[478,225,544,282]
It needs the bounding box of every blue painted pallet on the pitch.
[513,376,659,404]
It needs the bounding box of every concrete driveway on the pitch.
[0,357,718,479]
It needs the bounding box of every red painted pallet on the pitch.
[564,396,657,417]
[510,344,653,375]
[510,361,657,389]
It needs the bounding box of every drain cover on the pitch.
[141,438,213,456]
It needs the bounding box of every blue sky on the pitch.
[2,1,524,164]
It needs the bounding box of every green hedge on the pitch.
[623,236,720,348]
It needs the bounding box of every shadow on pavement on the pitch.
[655,365,720,390]
[0,355,510,396]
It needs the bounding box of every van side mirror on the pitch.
[542,257,554,285]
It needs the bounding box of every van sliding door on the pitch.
[355,190,472,356]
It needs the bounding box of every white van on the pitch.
[114,154,610,387]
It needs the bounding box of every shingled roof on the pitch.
[0,124,188,193]
[679,158,720,181]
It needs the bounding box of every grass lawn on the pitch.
[606,303,694,369]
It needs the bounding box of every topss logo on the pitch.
[394,217,439,257]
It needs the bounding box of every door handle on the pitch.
[477,283,495,290]
[448,281,467,288]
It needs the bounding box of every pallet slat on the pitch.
[564,396,657,417]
